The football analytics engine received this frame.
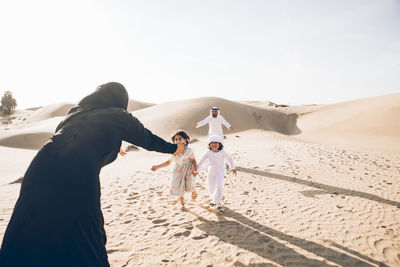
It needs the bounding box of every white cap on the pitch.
[208,135,223,144]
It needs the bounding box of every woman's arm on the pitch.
[119,148,127,156]
[117,110,178,154]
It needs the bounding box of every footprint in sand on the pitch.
[173,230,191,237]
[127,196,139,201]
[152,222,170,228]
[374,239,394,253]
[161,229,169,236]
[107,249,119,254]
[192,233,209,240]
[152,219,167,224]
[184,225,193,230]
[383,247,400,262]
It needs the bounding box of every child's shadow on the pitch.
[189,207,387,267]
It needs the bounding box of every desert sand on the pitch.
[1,94,399,266]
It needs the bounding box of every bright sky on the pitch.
[0,0,399,108]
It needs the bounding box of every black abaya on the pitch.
[0,101,176,266]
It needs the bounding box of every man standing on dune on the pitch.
[193,107,233,139]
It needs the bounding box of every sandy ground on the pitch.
[1,94,400,266]
[1,130,399,266]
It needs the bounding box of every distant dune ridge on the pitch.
[0,94,399,153]
[26,102,75,123]
[0,117,63,149]
[134,97,300,138]
[127,99,155,112]
[294,93,400,153]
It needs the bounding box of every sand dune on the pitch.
[295,93,400,153]
[1,94,398,153]
[25,102,75,123]
[0,117,62,150]
[21,99,153,123]
[133,97,300,138]
[127,99,155,112]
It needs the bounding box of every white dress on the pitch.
[197,149,235,206]
[169,147,196,197]
[196,112,231,139]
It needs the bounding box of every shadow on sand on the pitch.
[189,207,387,267]
[237,166,400,208]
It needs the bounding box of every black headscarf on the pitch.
[56,82,129,132]
[77,82,129,111]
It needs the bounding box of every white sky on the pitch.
[0,0,399,108]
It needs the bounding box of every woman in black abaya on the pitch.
[0,82,183,267]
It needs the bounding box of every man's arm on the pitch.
[194,116,210,128]
[219,115,232,130]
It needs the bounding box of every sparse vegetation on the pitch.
[1,91,17,115]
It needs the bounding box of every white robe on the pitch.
[196,112,231,139]
[197,149,235,206]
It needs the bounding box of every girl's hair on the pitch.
[171,130,190,146]
[208,142,224,151]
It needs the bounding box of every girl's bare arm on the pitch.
[191,158,198,176]
[151,160,171,171]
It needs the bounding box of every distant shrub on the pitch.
[0,91,17,115]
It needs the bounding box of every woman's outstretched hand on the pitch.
[173,143,185,156]
[119,149,127,156]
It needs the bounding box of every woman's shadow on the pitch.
[189,207,387,267]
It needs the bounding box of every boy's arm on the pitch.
[224,151,236,173]
[196,152,209,172]
[151,160,172,171]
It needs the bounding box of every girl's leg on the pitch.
[191,189,197,200]
[179,196,186,211]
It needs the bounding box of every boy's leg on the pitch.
[207,173,216,204]
[215,171,224,207]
